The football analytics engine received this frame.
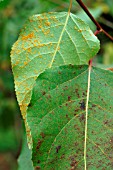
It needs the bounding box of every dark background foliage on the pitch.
[0,0,113,169]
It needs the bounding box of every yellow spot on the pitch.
[44,29,50,35]
[38,44,45,48]
[22,32,34,40]
[38,25,42,29]
[29,19,33,22]
[78,29,82,32]
[39,55,42,58]
[27,48,31,52]
[24,61,28,66]
[50,34,54,37]
[45,21,51,26]
[34,40,38,42]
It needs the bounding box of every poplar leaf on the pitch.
[11,12,100,107]
[27,65,113,169]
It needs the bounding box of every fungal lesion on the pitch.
[56,145,61,153]
[22,32,34,40]
[79,100,85,110]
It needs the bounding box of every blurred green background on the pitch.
[0,0,113,169]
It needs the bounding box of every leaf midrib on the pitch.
[49,12,70,67]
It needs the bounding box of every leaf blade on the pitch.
[27,65,113,169]
[11,12,100,107]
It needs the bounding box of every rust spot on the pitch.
[38,25,42,29]
[27,48,31,52]
[78,29,82,32]
[22,32,34,40]
[29,19,33,22]
[45,21,51,26]
[56,145,61,153]
[24,61,28,66]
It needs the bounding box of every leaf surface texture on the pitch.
[27,65,113,169]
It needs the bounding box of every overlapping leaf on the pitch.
[27,65,113,169]
[11,12,100,107]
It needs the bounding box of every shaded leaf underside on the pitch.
[11,12,100,107]
[27,65,113,169]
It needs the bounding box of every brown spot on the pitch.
[74,108,79,113]
[58,71,61,74]
[35,166,40,170]
[104,120,108,125]
[42,91,46,95]
[63,86,68,91]
[36,139,43,150]
[56,145,61,153]
[107,68,113,72]
[70,160,77,166]
[69,156,78,169]
[92,104,96,107]
[110,136,113,143]
[61,154,65,159]
[79,114,85,121]
[68,96,71,101]
[80,101,85,110]
[37,160,40,163]
[48,95,51,99]
[40,132,45,138]
[75,89,80,98]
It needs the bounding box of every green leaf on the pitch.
[27,65,113,169]
[18,131,33,170]
[0,0,9,9]
[11,12,100,107]
[76,7,102,31]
